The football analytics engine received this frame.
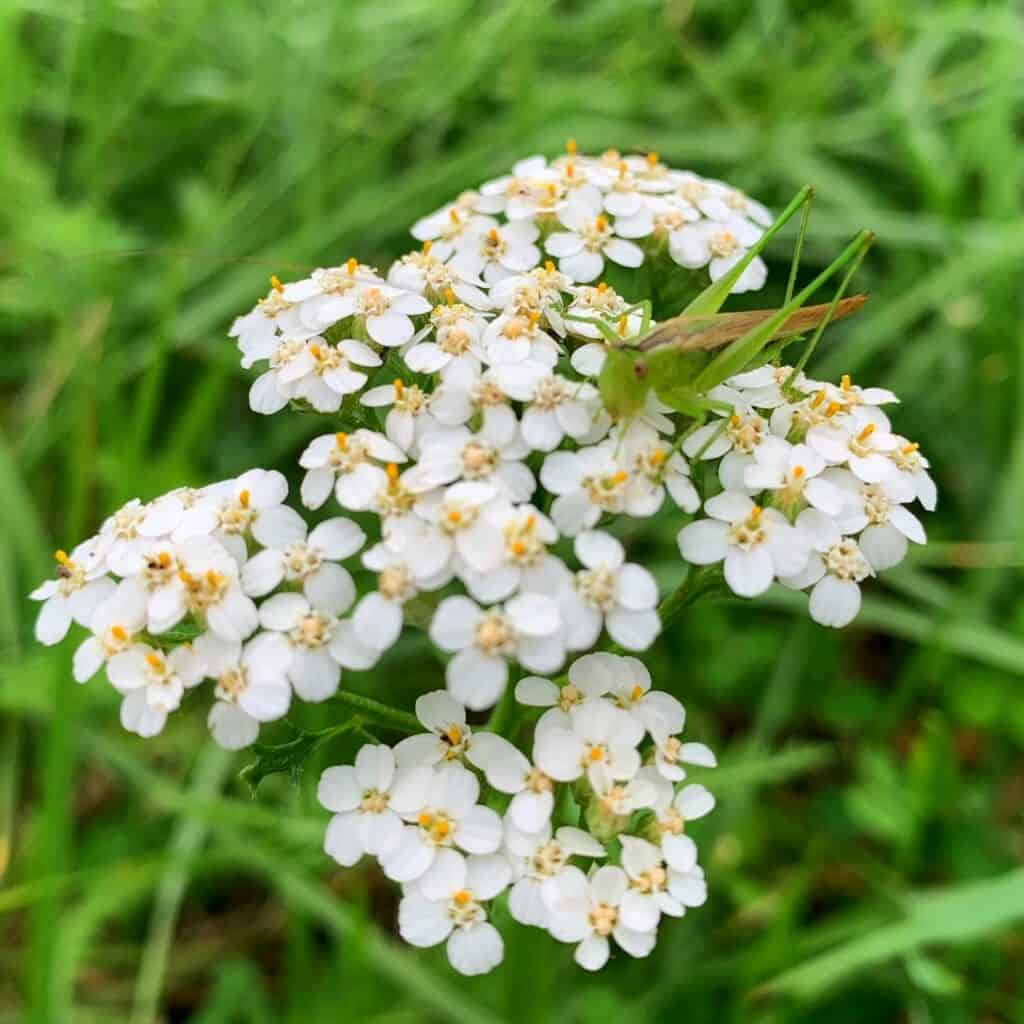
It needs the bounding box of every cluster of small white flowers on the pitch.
[30,148,937,977]
[317,652,716,975]
[678,367,936,626]
[30,470,373,746]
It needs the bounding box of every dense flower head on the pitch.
[30,147,936,976]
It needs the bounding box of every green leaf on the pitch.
[240,725,347,795]
[756,867,1024,1002]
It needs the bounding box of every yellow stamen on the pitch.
[512,540,527,556]
[446,726,462,745]
[238,489,251,508]
[487,227,501,243]
[525,514,536,529]
[566,138,577,155]
[110,625,128,641]
[792,465,805,479]
[447,510,463,525]
[841,373,852,391]
[650,449,666,465]
[158,551,171,568]
[434,820,451,838]
[595,215,608,231]
[417,811,433,827]
[527,310,540,327]
[546,182,557,197]
[448,208,461,223]
[750,505,763,522]
[544,260,555,273]
[393,378,404,396]
[453,889,471,906]
[618,160,628,177]
[825,401,842,417]
[270,274,284,293]
[309,344,324,360]
[612,470,628,484]
[345,257,358,275]
[444,287,456,305]
[630,684,644,701]
[811,389,827,409]
[588,747,604,762]
[647,151,659,166]
[730,414,741,427]
[54,549,70,565]
[597,281,608,293]
[856,423,876,443]
[617,313,629,336]
[335,432,348,450]
[145,652,163,669]
[205,569,223,587]
[422,239,433,255]
[386,462,400,483]
[902,442,920,454]
[178,570,193,584]
[565,161,576,178]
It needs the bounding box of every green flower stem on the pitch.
[333,691,421,734]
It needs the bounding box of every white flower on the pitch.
[259,592,352,701]
[298,430,407,511]
[147,536,259,642]
[270,337,382,413]
[597,654,685,739]
[349,542,451,654]
[822,469,927,571]
[540,443,631,536]
[176,469,305,564]
[404,301,489,379]
[411,481,508,575]
[241,517,365,608]
[807,409,900,485]
[430,593,564,710]
[278,260,384,333]
[429,366,522,444]
[617,425,700,515]
[451,221,542,284]
[677,492,809,598]
[613,194,700,243]
[645,771,716,870]
[482,312,561,368]
[196,631,292,750]
[360,378,436,455]
[94,495,184,576]
[683,404,768,464]
[248,336,319,415]
[781,524,873,629]
[406,424,534,502]
[558,532,661,652]
[411,195,502,255]
[319,744,426,867]
[107,643,205,738]
[31,544,114,646]
[618,835,705,931]
[505,822,606,927]
[392,690,477,768]
[387,244,492,309]
[313,282,432,347]
[543,864,656,970]
[533,698,644,785]
[454,503,562,604]
[398,850,509,976]
[511,373,599,452]
[230,278,308,366]
[651,732,718,784]
[669,218,767,293]
[545,204,643,283]
[888,436,937,511]
[468,734,555,834]
[725,364,814,409]
[380,762,503,883]
[514,650,617,728]
[72,578,147,682]
[743,436,844,514]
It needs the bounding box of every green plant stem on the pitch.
[333,691,420,734]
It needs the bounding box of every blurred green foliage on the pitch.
[2,1,1023,1022]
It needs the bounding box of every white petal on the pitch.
[447,922,503,976]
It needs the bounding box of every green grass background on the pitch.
[2,1,1023,1021]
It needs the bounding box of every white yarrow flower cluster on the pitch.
[317,653,716,975]
[32,147,937,977]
